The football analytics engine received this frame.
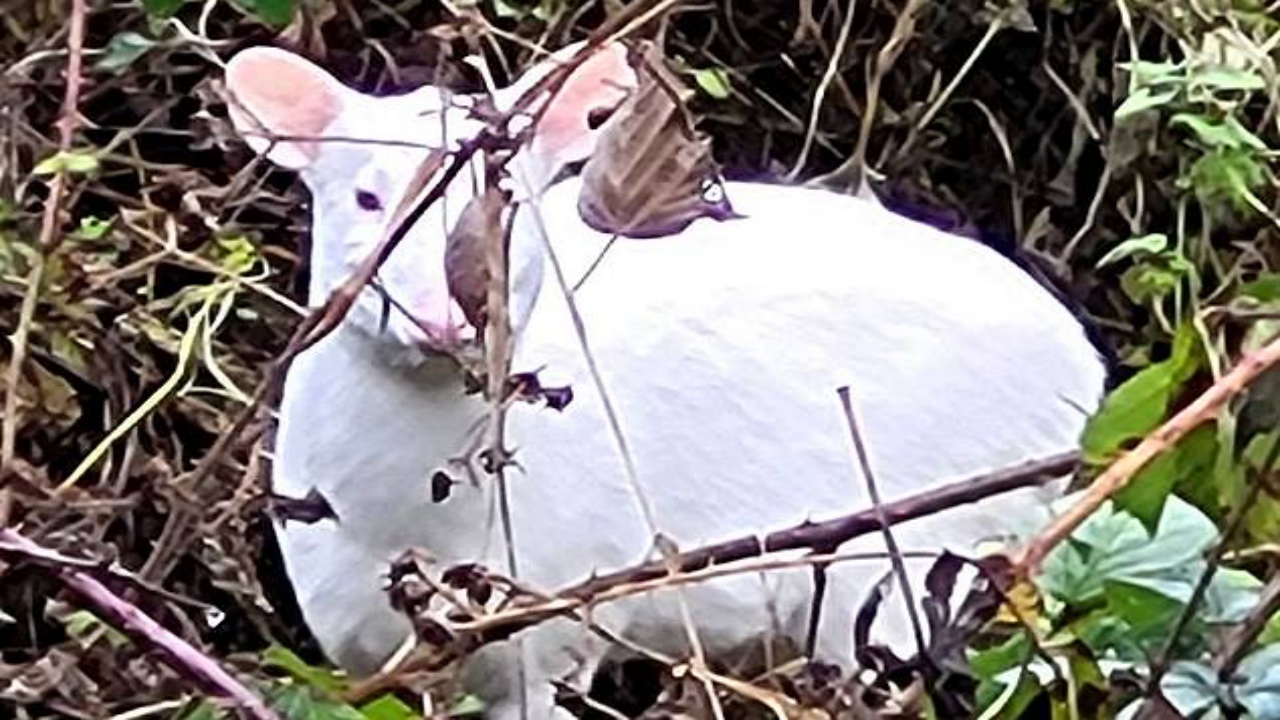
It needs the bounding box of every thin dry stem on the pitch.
[785,0,859,181]
[1215,572,1280,676]
[816,0,927,191]
[1146,437,1275,686]
[837,387,926,659]
[2,0,87,472]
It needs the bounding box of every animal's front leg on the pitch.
[465,622,611,720]
[484,680,577,720]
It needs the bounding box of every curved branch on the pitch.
[0,528,276,719]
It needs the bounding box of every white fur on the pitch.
[230,48,1107,720]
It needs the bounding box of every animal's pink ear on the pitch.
[224,47,349,170]
[498,42,637,183]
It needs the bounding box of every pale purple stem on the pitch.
[0,527,277,720]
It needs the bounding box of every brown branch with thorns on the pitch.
[345,450,1077,701]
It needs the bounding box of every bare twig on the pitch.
[893,12,1005,163]
[1215,572,1280,677]
[1016,334,1280,575]
[1059,162,1113,263]
[350,450,1076,691]
[2,0,87,472]
[1145,435,1276,688]
[785,0,859,180]
[814,0,927,192]
[837,387,927,659]
[477,156,530,716]
[0,527,276,720]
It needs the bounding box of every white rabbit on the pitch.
[224,42,1107,720]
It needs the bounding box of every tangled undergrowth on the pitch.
[1,0,1279,718]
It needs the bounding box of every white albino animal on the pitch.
[225,42,1107,720]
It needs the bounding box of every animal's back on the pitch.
[496,178,1105,661]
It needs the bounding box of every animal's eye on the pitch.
[586,106,615,130]
[355,189,383,212]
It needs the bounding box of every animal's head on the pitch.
[224,42,636,350]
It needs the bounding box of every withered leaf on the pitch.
[505,371,543,400]
[578,42,740,239]
[268,487,337,525]
[441,562,494,606]
[445,184,509,330]
[504,371,574,411]
[430,470,454,503]
[413,616,454,647]
[387,577,434,615]
[541,385,573,411]
[440,562,484,588]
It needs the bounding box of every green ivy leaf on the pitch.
[1172,114,1268,151]
[1192,66,1266,93]
[1115,87,1179,119]
[142,0,187,17]
[269,684,365,720]
[210,234,262,276]
[75,215,113,241]
[1097,233,1169,268]
[692,67,732,100]
[96,32,158,75]
[1161,661,1220,717]
[1100,580,1182,649]
[358,695,418,720]
[1156,647,1280,718]
[1118,253,1194,304]
[448,694,486,717]
[490,0,525,18]
[1239,274,1280,303]
[1183,148,1268,214]
[1202,567,1264,624]
[1040,495,1217,606]
[1114,424,1216,528]
[61,609,130,649]
[969,634,1042,719]
[1081,323,1203,462]
[262,644,349,696]
[1238,645,1280,717]
[1123,60,1183,86]
[237,0,295,26]
[32,150,100,177]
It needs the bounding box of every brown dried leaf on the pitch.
[268,487,337,525]
[578,42,739,239]
[445,185,509,330]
